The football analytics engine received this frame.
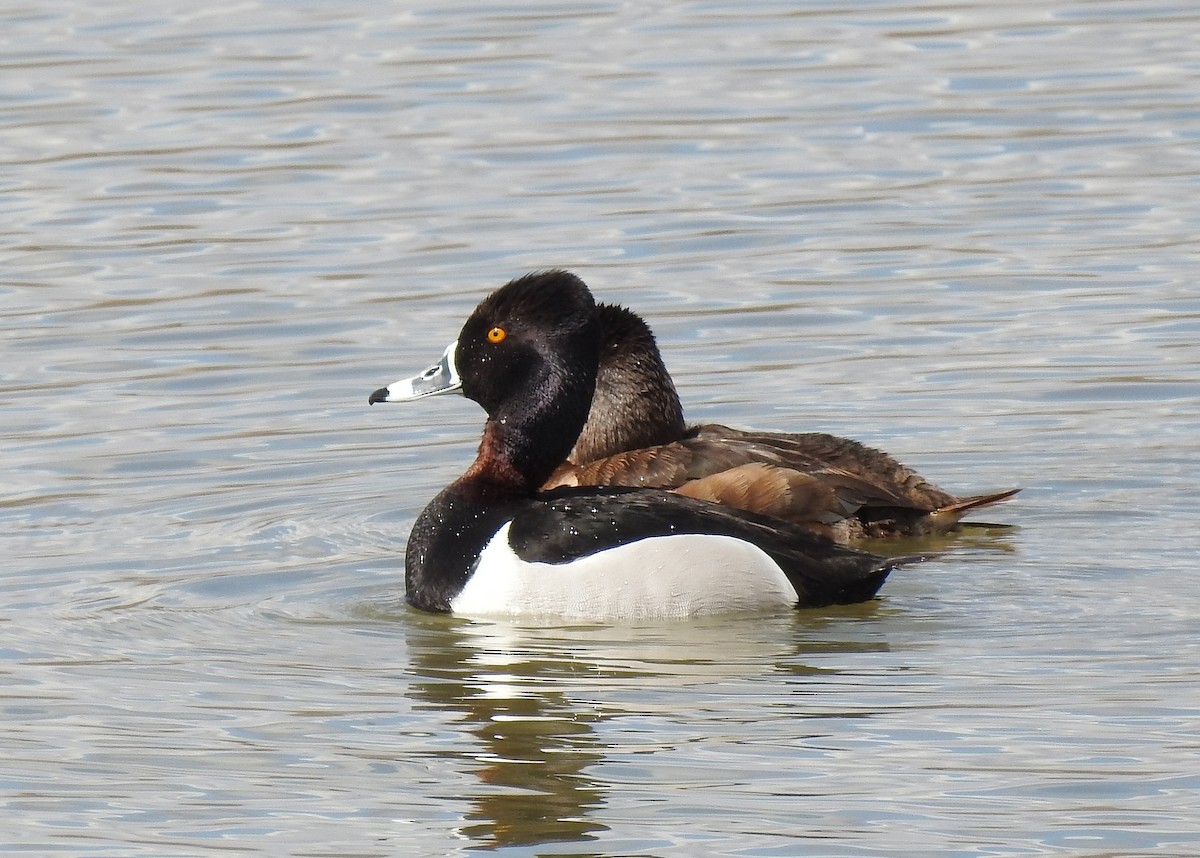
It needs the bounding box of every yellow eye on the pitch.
[487,326,507,344]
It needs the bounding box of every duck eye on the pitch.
[486,326,507,344]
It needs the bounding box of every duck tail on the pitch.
[927,487,1022,531]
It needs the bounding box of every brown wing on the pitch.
[674,463,861,538]
[690,424,957,509]
[544,441,698,490]
[543,442,876,534]
[545,431,922,509]
[690,426,1022,536]
[543,424,1020,540]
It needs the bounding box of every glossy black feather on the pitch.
[510,486,894,607]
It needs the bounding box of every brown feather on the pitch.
[545,303,1020,541]
[544,426,1020,541]
[674,463,853,538]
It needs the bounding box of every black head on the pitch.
[454,270,602,486]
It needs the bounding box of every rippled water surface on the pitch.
[4,1,1198,855]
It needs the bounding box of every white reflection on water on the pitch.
[3,0,1199,855]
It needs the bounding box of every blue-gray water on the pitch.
[3,1,1198,855]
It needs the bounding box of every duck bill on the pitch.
[369,341,461,404]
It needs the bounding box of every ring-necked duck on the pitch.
[541,302,1019,540]
[370,271,903,618]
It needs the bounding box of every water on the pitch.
[3,0,1198,854]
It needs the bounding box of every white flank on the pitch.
[450,521,799,620]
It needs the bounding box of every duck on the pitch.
[542,301,1019,541]
[369,270,903,618]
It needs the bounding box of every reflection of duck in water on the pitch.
[543,300,1019,541]
[398,611,892,849]
[372,271,904,619]
[401,614,606,847]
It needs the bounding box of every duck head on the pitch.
[372,270,602,491]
